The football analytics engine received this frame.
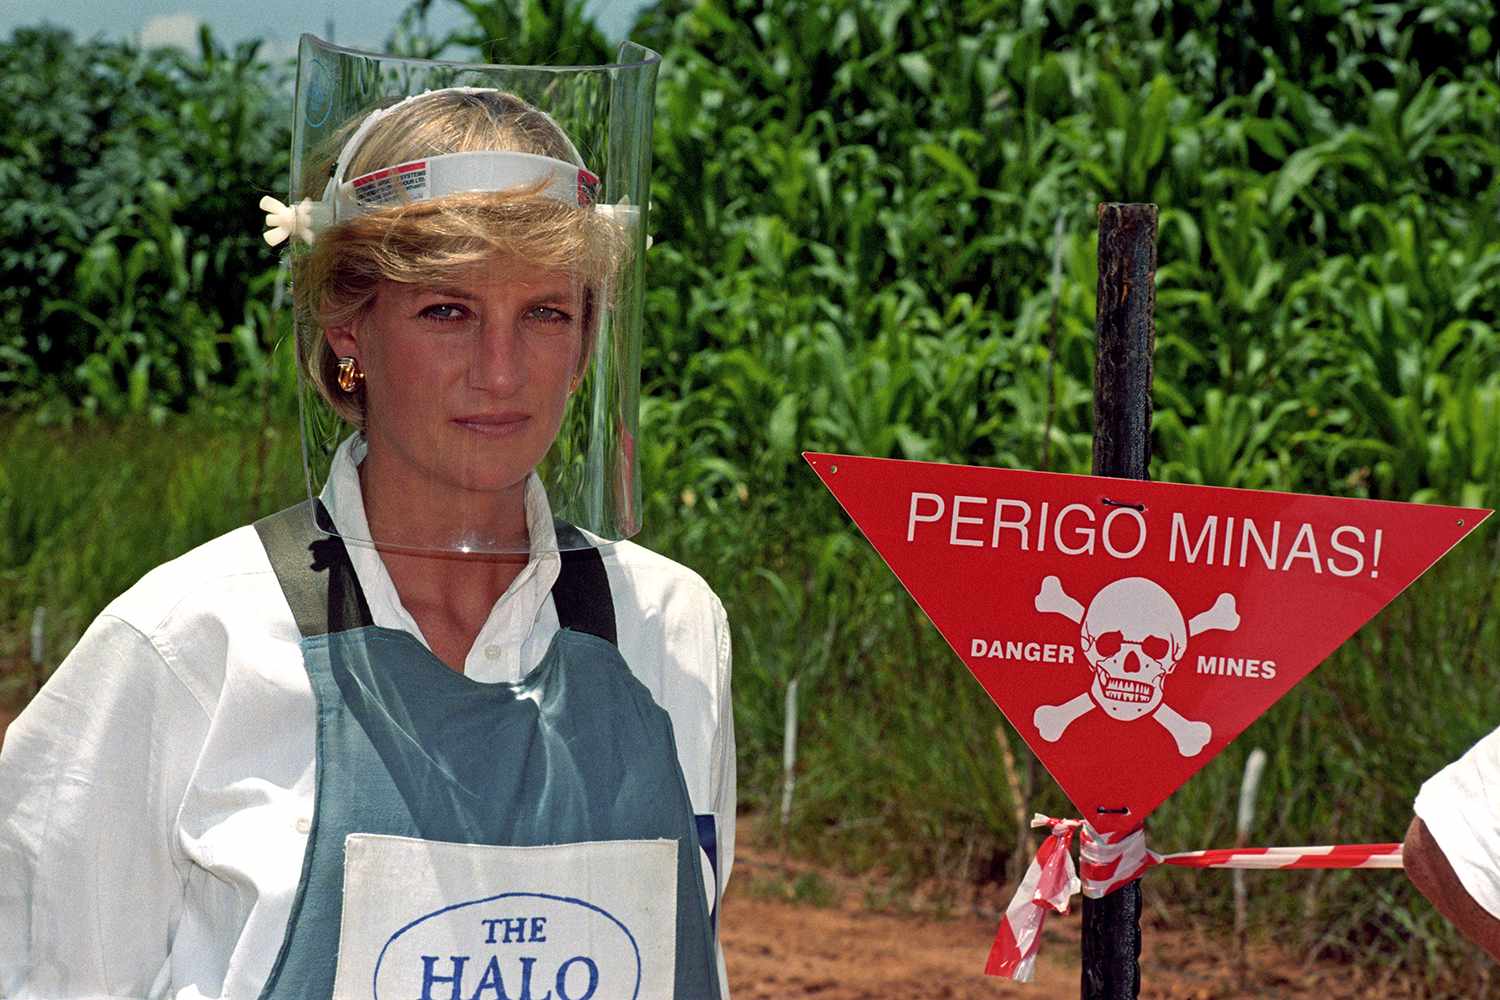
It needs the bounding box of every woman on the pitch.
[0,41,731,1000]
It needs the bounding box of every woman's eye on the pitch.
[419,303,468,322]
[529,306,574,325]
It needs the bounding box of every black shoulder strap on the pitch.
[552,521,617,646]
[254,499,373,638]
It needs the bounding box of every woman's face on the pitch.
[328,259,587,502]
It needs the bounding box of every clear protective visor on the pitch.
[283,34,658,555]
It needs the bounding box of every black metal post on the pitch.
[1082,202,1157,999]
[1091,203,1157,482]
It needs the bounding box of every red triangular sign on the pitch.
[807,452,1491,834]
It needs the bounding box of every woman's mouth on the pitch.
[452,412,531,435]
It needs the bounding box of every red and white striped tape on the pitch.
[985,814,1403,982]
[984,818,1082,981]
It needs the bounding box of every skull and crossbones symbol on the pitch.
[1031,575,1240,756]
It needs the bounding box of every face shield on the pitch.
[267,34,657,555]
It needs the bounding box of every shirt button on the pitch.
[295,817,311,834]
[484,643,502,660]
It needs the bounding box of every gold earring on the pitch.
[336,356,364,393]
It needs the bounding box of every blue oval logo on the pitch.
[372,892,642,1000]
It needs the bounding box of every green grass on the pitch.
[0,405,304,683]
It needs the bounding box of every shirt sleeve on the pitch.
[1414,725,1500,921]
[707,593,736,999]
[0,613,211,999]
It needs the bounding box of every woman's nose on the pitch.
[467,319,526,394]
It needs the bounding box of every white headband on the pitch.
[259,87,633,247]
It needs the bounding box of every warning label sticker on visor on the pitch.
[351,161,430,207]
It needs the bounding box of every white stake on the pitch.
[1235,747,1268,989]
[29,606,48,696]
[30,607,45,667]
[780,676,800,829]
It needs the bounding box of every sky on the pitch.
[2,0,651,61]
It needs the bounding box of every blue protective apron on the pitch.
[251,501,720,999]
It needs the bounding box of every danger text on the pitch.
[970,639,1076,664]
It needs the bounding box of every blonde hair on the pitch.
[293,89,628,424]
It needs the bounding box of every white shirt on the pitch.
[0,438,735,999]
[1414,726,1500,920]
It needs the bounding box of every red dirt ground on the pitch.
[720,827,1492,1000]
